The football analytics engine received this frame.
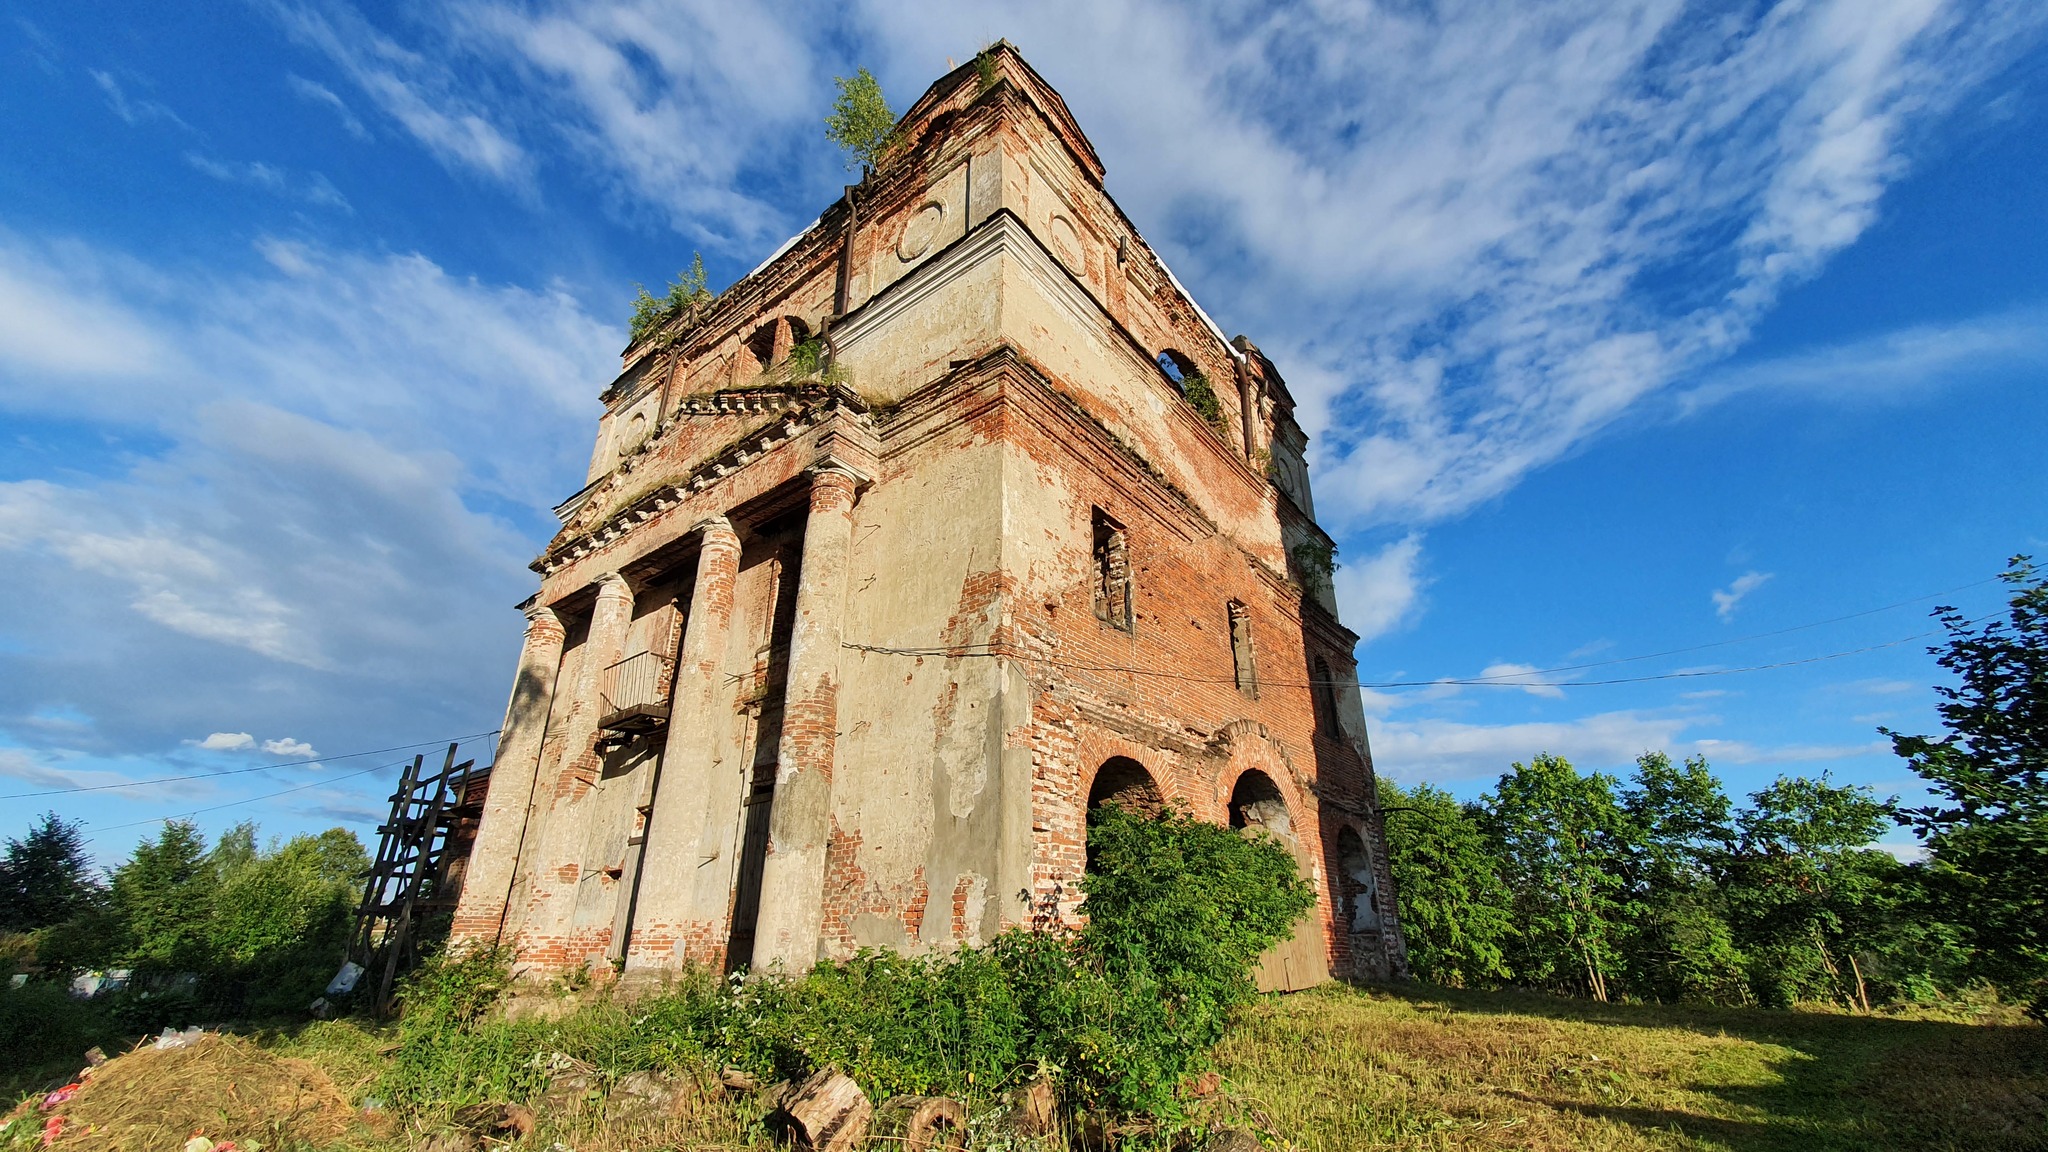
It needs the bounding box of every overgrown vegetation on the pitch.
[1179,371,1228,435]
[628,252,715,342]
[375,805,1309,1132]
[825,68,897,173]
[1,818,365,1026]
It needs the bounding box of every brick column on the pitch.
[451,604,565,944]
[754,466,858,970]
[513,571,634,962]
[626,516,742,969]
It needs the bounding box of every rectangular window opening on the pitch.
[1092,509,1132,632]
[1228,600,1258,697]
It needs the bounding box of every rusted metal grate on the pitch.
[599,650,673,734]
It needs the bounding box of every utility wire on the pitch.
[0,730,502,800]
[79,759,404,842]
[843,614,1994,692]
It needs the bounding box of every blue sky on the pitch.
[1,1,2044,866]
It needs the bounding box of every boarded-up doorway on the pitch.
[1229,770,1328,992]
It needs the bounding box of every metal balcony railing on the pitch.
[598,650,673,734]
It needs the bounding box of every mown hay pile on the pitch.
[14,1033,363,1152]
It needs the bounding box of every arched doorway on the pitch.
[1228,770,1328,992]
[1337,825,1386,981]
[1085,757,1162,873]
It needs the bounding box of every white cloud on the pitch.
[184,153,352,211]
[1372,708,1890,783]
[0,230,615,769]
[1477,663,1568,700]
[287,73,370,140]
[266,2,527,183]
[197,732,256,751]
[1373,709,1691,783]
[1713,571,1774,621]
[89,69,191,130]
[1679,305,2048,412]
[1332,534,1425,643]
[261,737,318,757]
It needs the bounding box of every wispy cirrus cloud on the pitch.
[1714,571,1775,621]
[266,2,528,184]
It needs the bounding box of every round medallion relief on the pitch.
[1047,213,1085,273]
[897,200,946,261]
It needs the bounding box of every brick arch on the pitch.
[1086,756,1164,816]
[1073,728,1198,811]
[1210,720,1310,831]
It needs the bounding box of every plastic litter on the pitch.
[40,1115,63,1147]
[154,1026,205,1050]
[180,1138,241,1152]
[39,1084,79,1112]
[325,961,364,996]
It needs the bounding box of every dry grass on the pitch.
[1212,983,2048,1151]
[12,1033,367,1152]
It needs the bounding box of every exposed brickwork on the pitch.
[463,44,1405,985]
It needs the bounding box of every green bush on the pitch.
[0,980,125,1099]
[379,806,1312,1125]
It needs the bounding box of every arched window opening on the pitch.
[1086,757,1163,873]
[1156,349,1189,389]
[1337,826,1381,934]
[1088,756,1162,816]
[746,321,779,371]
[1227,769,1291,839]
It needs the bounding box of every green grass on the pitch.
[12,982,2042,1151]
[1213,983,2048,1151]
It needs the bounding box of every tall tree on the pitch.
[1724,775,1894,1009]
[1376,778,1514,987]
[109,821,215,974]
[0,813,101,932]
[1620,754,1748,1004]
[1481,754,1636,1001]
[1883,556,2048,1018]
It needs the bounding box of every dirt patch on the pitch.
[13,1033,364,1152]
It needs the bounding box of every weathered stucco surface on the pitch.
[452,46,1409,987]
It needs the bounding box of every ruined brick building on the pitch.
[450,45,1409,989]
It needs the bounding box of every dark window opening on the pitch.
[1086,757,1163,871]
[1092,509,1132,632]
[1228,600,1258,698]
[1337,826,1382,935]
[1314,655,1342,735]
[1227,769,1292,839]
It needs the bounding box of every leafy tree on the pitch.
[1481,754,1636,1001]
[825,67,897,172]
[108,820,215,975]
[1883,556,2048,1018]
[1376,778,1513,987]
[1618,754,1748,1004]
[1723,775,1895,1008]
[0,813,101,932]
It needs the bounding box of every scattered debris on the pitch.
[872,1095,967,1151]
[719,1066,759,1092]
[1202,1128,1262,1152]
[153,1026,205,1051]
[780,1066,870,1152]
[1003,1076,1058,1136]
[537,1054,602,1114]
[452,1101,536,1141]
[604,1070,686,1123]
[1184,1070,1223,1099]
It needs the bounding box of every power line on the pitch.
[0,731,501,800]
[843,616,1987,692]
[80,759,404,843]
